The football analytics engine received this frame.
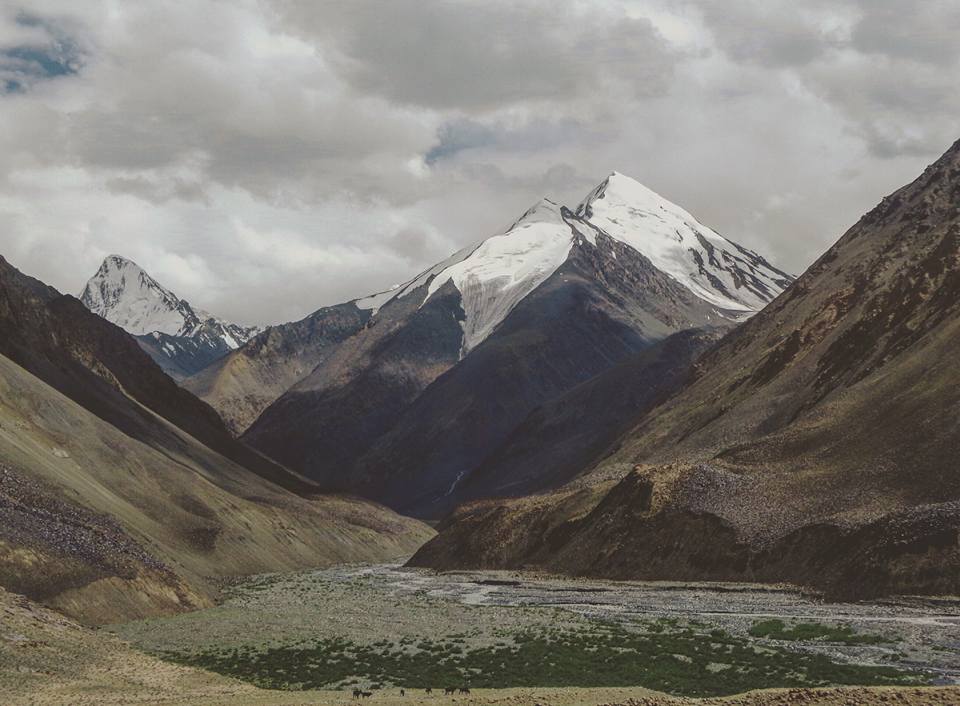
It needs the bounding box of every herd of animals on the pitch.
[352,687,471,699]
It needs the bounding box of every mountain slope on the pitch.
[80,255,261,379]
[2,255,316,494]
[243,175,791,517]
[0,255,431,623]
[183,302,371,435]
[344,236,732,517]
[411,138,960,599]
[242,278,467,493]
[453,327,724,502]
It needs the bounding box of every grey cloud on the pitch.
[104,175,211,205]
[805,62,960,159]
[692,0,846,67]
[0,3,437,207]
[691,0,959,160]
[800,43,959,159]
[274,0,680,111]
[384,226,453,265]
[693,0,960,70]
[849,0,960,66]
[425,120,496,165]
[454,161,591,200]
[425,117,597,165]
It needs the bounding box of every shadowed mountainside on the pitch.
[411,138,960,599]
[242,193,776,518]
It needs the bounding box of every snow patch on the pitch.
[578,173,790,312]
[354,199,579,352]
[424,205,575,352]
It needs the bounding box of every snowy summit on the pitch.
[80,254,262,378]
[358,171,792,353]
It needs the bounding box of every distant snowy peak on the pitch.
[80,255,260,348]
[578,172,793,311]
[80,255,192,336]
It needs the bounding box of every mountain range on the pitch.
[410,138,960,600]
[154,172,790,518]
[6,135,960,625]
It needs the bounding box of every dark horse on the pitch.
[444,686,456,695]
[459,687,471,694]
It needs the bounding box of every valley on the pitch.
[4,141,960,705]
[4,4,958,703]
[108,563,959,698]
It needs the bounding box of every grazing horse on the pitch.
[425,687,432,694]
[400,688,405,696]
[352,688,362,700]
[361,692,373,699]
[459,687,470,694]
[444,686,456,695]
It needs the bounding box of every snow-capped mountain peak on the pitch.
[80,255,262,379]
[578,172,792,311]
[423,199,579,351]
[80,254,193,336]
[506,197,565,229]
[362,172,793,354]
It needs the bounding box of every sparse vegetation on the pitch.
[159,623,922,697]
[114,566,954,702]
[749,619,891,645]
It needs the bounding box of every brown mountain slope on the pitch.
[412,138,960,599]
[0,255,315,494]
[0,256,431,624]
[183,302,371,435]
[0,350,431,625]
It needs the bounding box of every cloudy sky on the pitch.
[1,0,958,325]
